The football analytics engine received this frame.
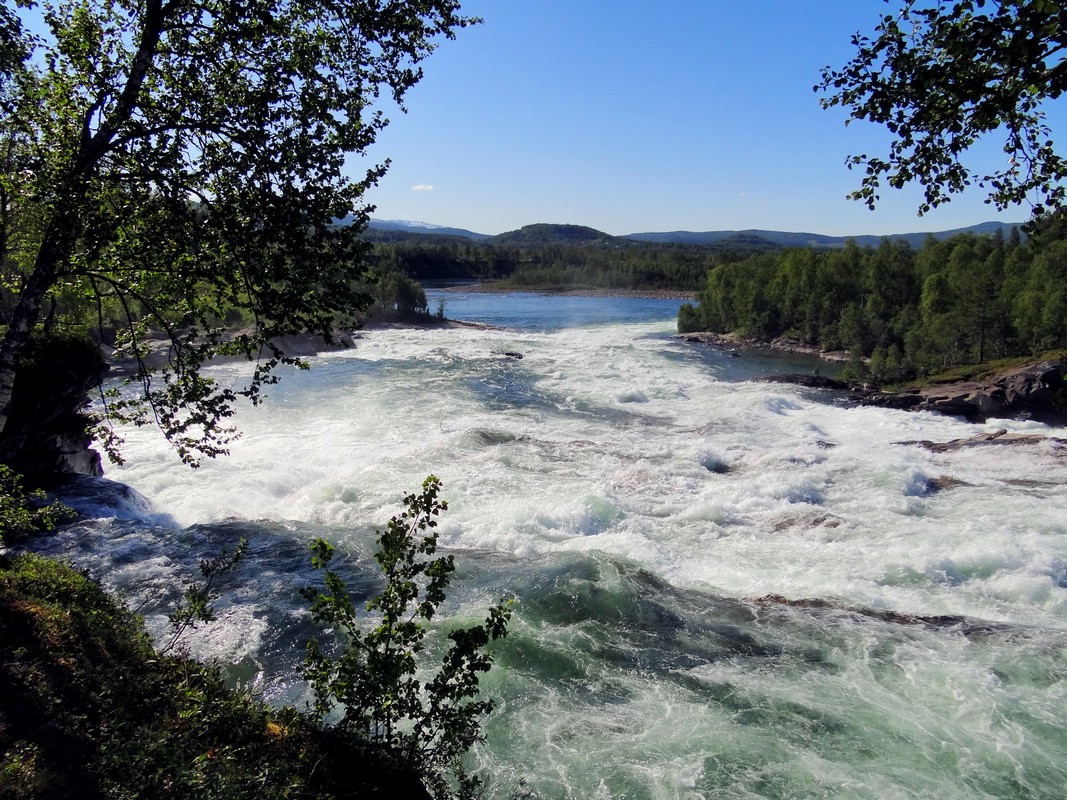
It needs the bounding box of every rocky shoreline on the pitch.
[676,331,852,362]
[849,359,1067,424]
[678,331,1067,426]
[104,314,499,377]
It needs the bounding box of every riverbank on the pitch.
[677,331,1066,425]
[105,313,499,377]
[674,330,852,363]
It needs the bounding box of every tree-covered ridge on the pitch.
[366,237,776,292]
[487,223,622,247]
[360,221,1026,294]
[366,219,1022,249]
[678,226,1067,384]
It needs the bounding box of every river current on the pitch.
[38,291,1067,798]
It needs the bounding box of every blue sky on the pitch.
[363,0,1039,237]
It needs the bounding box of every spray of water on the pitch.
[39,295,1067,798]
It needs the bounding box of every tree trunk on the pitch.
[0,217,73,438]
[0,0,164,444]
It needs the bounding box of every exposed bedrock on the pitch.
[853,359,1066,424]
[0,334,107,479]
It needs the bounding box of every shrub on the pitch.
[302,476,512,799]
[0,466,75,543]
[0,552,424,799]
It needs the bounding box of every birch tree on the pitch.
[0,0,473,464]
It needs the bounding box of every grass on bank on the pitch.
[0,551,425,800]
[0,475,513,800]
[883,349,1067,391]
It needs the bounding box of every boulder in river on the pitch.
[895,428,1067,454]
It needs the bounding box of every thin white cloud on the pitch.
[411,184,434,192]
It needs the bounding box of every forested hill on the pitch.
[365,218,1022,249]
[678,226,1067,385]
[489,223,621,247]
[626,221,1019,249]
[360,220,1026,294]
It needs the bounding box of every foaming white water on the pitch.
[31,294,1065,798]
[108,317,1067,632]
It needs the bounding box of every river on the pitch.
[38,291,1067,798]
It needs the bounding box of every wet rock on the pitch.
[770,511,843,532]
[756,374,850,391]
[1004,477,1063,488]
[923,475,972,493]
[700,455,733,474]
[896,428,1067,453]
[49,474,155,518]
[747,594,1003,636]
[0,333,106,479]
[856,359,1067,424]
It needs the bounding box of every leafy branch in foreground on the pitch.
[0,464,75,543]
[817,0,1067,218]
[0,0,476,467]
[160,536,248,656]
[302,476,512,800]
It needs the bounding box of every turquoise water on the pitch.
[38,293,1067,798]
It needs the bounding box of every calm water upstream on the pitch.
[36,291,1067,799]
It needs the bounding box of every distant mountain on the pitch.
[625,221,1023,249]
[488,223,623,247]
[367,218,490,241]
[360,218,1023,249]
[707,233,781,251]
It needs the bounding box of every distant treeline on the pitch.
[678,226,1067,382]
[365,239,765,292]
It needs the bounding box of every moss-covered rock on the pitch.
[0,333,107,480]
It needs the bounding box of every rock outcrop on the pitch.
[853,359,1067,424]
[895,428,1067,453]
[0,333,107,479]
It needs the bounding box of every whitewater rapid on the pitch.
[105,314,1067,623]
[37,294,1067,798]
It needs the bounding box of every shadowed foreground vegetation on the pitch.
[0,477,509,800]
[0,552,427,799]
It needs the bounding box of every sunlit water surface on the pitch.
[34,291,1067,799]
